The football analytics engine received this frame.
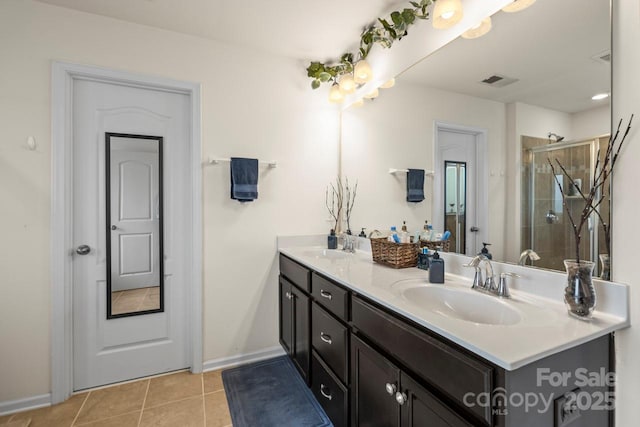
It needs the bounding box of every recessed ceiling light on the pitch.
[592,93,609,100]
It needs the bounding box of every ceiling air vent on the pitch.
[592,50,611,64]
[479,74,519,88]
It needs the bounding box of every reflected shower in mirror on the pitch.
[444,161,466,254]
[106,133,163,318]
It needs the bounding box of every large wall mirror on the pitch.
[341,0,611,274]
[106,133,164,318]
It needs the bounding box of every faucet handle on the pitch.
[497,272,519,298]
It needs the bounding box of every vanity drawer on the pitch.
[311,272,349,320]
[351,296,493,425]
[312,302,348,384]
[311,351,348,427]
[279,254,311,293]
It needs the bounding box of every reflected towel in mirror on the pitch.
[406,168,425,202]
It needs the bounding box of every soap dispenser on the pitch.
[400,221,410,243]
[328,229,338,249]
[479,242,492,260]
[429,251,445,283]
[420,220,430,241]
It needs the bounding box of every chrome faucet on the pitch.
[518,249,540,266]
[496,272,520,298]
[464,254,496,292]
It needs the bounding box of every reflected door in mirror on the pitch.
[445,161,467,254]
[106,133,163,318]
[436,126,483,255]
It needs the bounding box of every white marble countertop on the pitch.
[279,244,630,371]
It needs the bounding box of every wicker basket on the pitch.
[370,238,419,268]
[419,239,450,253]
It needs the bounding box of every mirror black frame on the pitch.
[444,160,467,254]
[105,132,164,319]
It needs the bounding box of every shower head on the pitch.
[548,132,565,142]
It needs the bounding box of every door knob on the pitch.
[76,245,91,255]
[111,225,117,230]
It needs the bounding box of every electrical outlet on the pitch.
[554,388,582,427]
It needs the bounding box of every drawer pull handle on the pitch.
[395,391,407,405]
[320,384,333,401]
[320,332,333,345]
[385,383,397,396]
[320,290,333,300]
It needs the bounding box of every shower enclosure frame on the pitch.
[528,138,600,272]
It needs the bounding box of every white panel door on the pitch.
[72,79,190,390]
[110,148,160,292]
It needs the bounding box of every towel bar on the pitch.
[209,157,277,168]
[388,168,434,175]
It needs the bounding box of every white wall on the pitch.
[611,1,640,426]
[571,104,610,140]
[341,81,507,259]
[0,0,339,403]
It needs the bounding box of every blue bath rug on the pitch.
[222,356,332,427]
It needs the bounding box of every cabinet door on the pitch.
[400,373,473,427]
[279,277,293,355]
[351,334,401,427]
[291,284,310,384]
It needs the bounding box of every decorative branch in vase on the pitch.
[548,115,633,318]
[325,177,344,249]
[344,177,358,235]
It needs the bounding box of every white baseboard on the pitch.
[0,347,285,415]
[203,345,286,372]
[0,393,51,416]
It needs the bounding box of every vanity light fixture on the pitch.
[354,59,374,84]
[380,78,396,89]
[462,17,492,39]
[364,88,380,99]
[328,83,345,104]
[592,93,609,100]
[339,74,357,94]
[432,0,464,29]
[502,0,536,13]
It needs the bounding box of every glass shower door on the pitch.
[528,140,597,271]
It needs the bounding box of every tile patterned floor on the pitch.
[111,286,160,315]
[0,370,231,427]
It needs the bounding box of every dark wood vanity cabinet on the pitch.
[309,272,351,427]
[351,334,472,427]
[279,256,311,384]
[278,254,613,427]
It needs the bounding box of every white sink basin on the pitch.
[400,286,522,326]
[300,249,353,260]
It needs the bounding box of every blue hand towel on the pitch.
[230,157,258,202]
[406,169,425,202]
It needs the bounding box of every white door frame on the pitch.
[433,121,489,253]
[51,61,202,404]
